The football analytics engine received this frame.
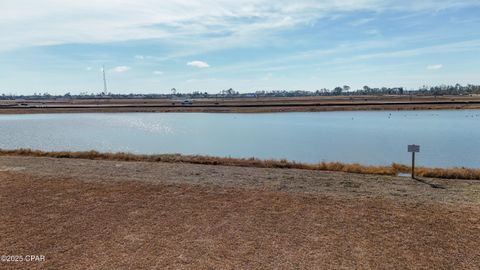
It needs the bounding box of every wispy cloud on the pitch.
[1,1,479,93]
[187,61,210,68]
[1,0,479,52]
[330,39,480,64]
[350,18,374,26]
[262,72,273,80]
[110,66,131,73]
[364,29,381,36]
[427,64,443,70]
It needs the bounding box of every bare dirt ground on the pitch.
[1,156,480,269]
[1,95,480,114]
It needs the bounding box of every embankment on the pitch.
[1,149,479,180]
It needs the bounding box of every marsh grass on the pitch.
[1,149,479,180]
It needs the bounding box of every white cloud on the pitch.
[330,39,480,63]
[110,66,131,73]
[134,55,145,60]
[427,64,443,70]
[263,72,273,80]
[350,18,374,26]
[153,70,164,75]
[85,66,92,71]
[365,29,381,36]
[1,0,478,52]
[187,61,210,68]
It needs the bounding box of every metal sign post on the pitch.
[408,145,420,179]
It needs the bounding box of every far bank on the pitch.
[1,95,480,114]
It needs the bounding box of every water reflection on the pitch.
[0,110,479,168]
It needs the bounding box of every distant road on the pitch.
[1,95,480,113]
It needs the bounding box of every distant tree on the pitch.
[333,87,343,95]
[343,85,351,92]
[227,88,235,95]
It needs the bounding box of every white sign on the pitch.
[408,144,420,153]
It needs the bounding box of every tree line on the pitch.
[1,84,480,100]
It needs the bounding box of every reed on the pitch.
[1,149,479,180]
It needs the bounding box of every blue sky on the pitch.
[1,0,480,94]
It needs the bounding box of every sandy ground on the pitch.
[1,156,480,269]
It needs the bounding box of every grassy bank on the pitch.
[1,148,479,180]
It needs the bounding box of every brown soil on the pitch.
[1,156,479,269]
[1,95,480,114]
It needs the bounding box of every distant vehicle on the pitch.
[181,100,193,106]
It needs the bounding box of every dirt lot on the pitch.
[1,156,480,269]
[1,95,480,114]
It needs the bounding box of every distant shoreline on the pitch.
[1,95,480,114]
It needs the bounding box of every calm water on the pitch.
[1,110,479,168]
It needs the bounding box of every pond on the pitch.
[1,110,479,168]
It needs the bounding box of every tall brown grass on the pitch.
[1,148,479,180]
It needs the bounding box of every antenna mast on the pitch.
[102,65,108,94]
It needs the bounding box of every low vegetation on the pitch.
[1,148,480,180]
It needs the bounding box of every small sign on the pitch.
[408,144,420,153]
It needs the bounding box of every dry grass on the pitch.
[1,171,480,269]
[1,148,480,180]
